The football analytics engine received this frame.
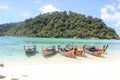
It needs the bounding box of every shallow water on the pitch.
[0,36,120,63]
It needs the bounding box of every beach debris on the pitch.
[0,64,4,67]
[11,78,19,80]
[21,75,28,77]
[0,75,6,79]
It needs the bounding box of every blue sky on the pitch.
[0,0,120,36]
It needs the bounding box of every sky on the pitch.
[0,0,120,36]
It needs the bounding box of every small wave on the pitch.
[6,54,13,56]
[0,42,17,46]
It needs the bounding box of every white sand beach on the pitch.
[0,54,120,80]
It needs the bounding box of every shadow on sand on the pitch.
[86,52,106,58]
[43,52,58,59]
[74,54,88,59]
[25,51,39,57]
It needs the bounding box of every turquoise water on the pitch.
[0,36,120,62]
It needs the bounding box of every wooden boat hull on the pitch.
[25,49,35,54]
[42,49,56,56]
[75,44,86,56]
[24,45,36,54]
[87,50,104,56]
[75,50,85,56]
[86,44,108,57]
[42,45,56,56]
[60,49,75,58]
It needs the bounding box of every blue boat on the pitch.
[24,45,36,54]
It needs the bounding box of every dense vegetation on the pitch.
[0,22,21,36]
[4,11,119,39]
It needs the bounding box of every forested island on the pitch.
[0,11,119,39]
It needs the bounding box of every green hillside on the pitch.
[5,11,119,39]
[0,22,21,36]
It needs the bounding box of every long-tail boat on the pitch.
[58,45,75,58]
[42,45,56,56]
[86,44,108,56]
[24,45,36,54]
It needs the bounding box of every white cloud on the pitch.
[0,4,9,10]
[106,5,114,11]
[39,4,60,13]
[101,7,111,21]
[21,11,31,18]
[101,3,120,27]
[34,0,41,3]
[101,7,107,13]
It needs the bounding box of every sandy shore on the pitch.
[0,54,120,80]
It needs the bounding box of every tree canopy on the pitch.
[4,11,119,39]
[0,22,21,36]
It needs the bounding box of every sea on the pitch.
[0,36,120,63]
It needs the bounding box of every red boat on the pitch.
[86,44,108,56]
[75,44,86,56]
[58,44,75,58]
[60,49,75,58]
